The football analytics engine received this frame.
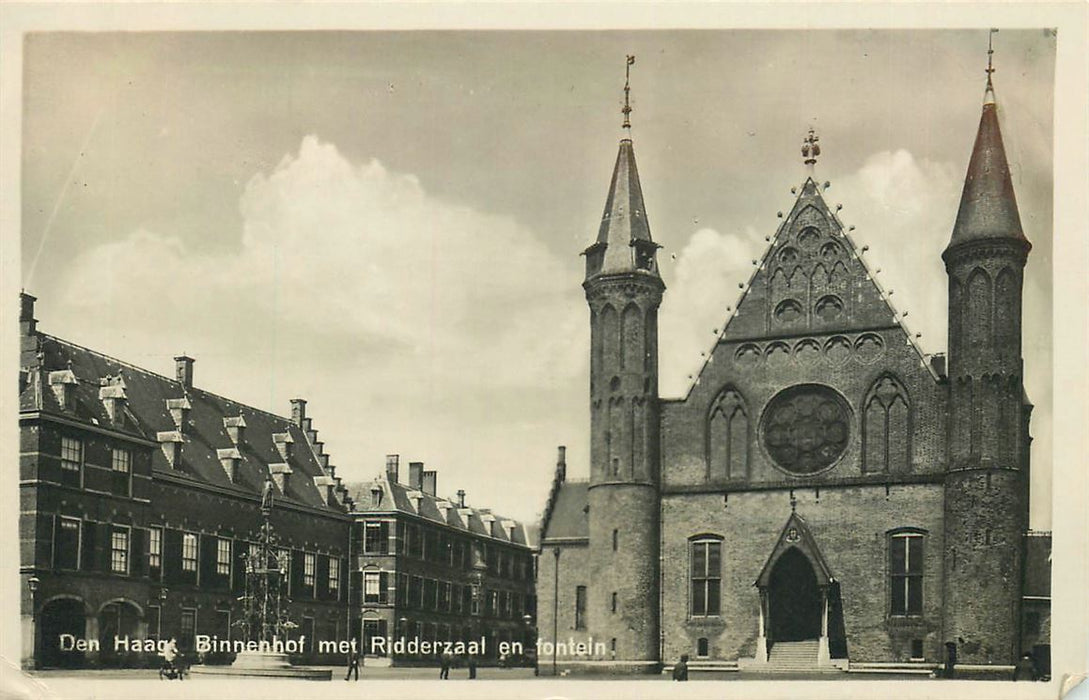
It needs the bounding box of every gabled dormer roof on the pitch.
[945,77,1030,255]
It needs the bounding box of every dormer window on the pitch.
[48,367,79,410]
[217,448,242,483]
[224,415,246,445]
[269,463,292,493]
[370,485,383,508]
[632,240,658,271]
[166,398,191,431]
[157,431,184,469]
[272,432,294,461]
[99,374,128,423]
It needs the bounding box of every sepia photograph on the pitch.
[2,5,1086,700]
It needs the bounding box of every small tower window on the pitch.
[697,637,709,658]
[612,529,619,551]
[611,592,618,613]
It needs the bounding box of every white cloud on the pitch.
[60,135,583,392]
[53,136,586,521]
[658,226,763,397]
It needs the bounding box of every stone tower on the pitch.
[941,63,1032,665]
[581,63,663,670]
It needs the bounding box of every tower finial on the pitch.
[622,54,635,131]
[984,28,998,105]
[801,127,821,171]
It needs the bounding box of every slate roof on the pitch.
[348,473,537,548]
[584,137,660,280]
[21,331,348,512]
[947,80,1029,252]
[539,480,589,542]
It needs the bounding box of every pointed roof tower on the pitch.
[945,34,1030,256]
[584,55,661,282]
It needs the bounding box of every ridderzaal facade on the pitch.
[537,64,1051,674]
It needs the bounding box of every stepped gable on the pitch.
[539,481,589,542]
[721,178,901,342]
[27,332,345,511]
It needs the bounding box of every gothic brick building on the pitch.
[537,66,1051,674]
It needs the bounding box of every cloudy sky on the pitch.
[19,29,1054,527]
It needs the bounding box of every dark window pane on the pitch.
[891,576,906,614]
[692,543,706,577]
[692,581,706,616]
[707,542,721,575]
[890,537,906,575]
[907,576,923,614]
[707,580,721,615]
[908,536,923,574]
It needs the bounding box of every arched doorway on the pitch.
[768,547,821,642]
[39,598,86,668]
[97,600,142,667]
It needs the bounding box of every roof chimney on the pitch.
[290,398,307,427]
[408,461,424,490]
[557,445,567,482]
[175,355,195,389]
[20,292,37,336]
[385,454,400,483]
[422,470,437,497]
[456,489,466,508]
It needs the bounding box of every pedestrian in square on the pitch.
[344,640,361,681]
[440,650,452,679]
[467,653,477,679]
[672,654,689,681]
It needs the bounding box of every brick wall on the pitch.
[661,483,945,664]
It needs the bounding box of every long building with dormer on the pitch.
[18,297,536,669]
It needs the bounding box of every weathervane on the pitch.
[986,28,998,82]
[984,28,998,104]
[622,55,635,130]
[801,127,821,167]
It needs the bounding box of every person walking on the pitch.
[439,650,451,679]
[672,654,689,681]
[467,653,477,679]
[344,640,361,681]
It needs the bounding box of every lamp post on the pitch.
[27,576,40,670]
[158,588,168,640]
[552,547,560,676]
[522,614,536,675]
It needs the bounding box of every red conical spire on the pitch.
[946,35,1030,254]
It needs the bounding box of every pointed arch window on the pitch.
[863,375,911,474]
[707,388,749,480]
